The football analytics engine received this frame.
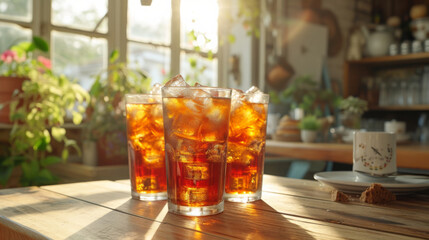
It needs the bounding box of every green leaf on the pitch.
[189,58,197,68]
[25,131,35,138]
[0,166,13,186]
[51,127,66,142]
[36,169,57,185]
[89,78,101,97]
[0,103,4,111]
[40,156,62,167]
[61,149,69,160]
[33,137,48,151]
[228,34,236,44]
[109,50,119,63]
[21,160,39,183]
[72,112,83,125]
[32,36,49,52]
[44,129,51,144]
[207,50,213,60]
[12,42,33,54]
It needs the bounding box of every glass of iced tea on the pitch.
[224,89,269,202]
[162,87,231,216]
[125,94,167,201]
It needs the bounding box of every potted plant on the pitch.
[84,50,151,166]
[0,37,49,123]
[338,96,368,129]
[298,115,321,143]
[0,37,89,187]
[269,76,340,118]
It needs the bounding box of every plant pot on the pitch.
[0,76,26,123]
[300,130,318,143]
[96,131,128,166]
[82,140,98,166]
[340,113,362,129]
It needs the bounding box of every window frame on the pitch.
[0,0,224,87]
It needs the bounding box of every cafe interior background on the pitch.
[0,0,429,187]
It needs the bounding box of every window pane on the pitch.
[180,52,217,86]
[52,0,108,33]
[128,0,171,45]
[0,0,32,22]
[180,0,218,53]
[52,31,107,90]
[128,42,170,85]
[0,23,31,53]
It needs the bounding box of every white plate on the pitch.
[314,171,429,194]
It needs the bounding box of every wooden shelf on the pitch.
[347,52,429,67]
[265,140,429,170]
[370,105,429,111]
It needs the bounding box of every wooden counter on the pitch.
[266,140,429,170]
[1,175,428,239]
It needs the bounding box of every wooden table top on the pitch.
[265,140,429,170]
[1,174,428,240]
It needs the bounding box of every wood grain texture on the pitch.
[0,187,222,240]
[265,140,429,170]
[0,216,49,240]
[1,175,428,240]
[42,179,426,239]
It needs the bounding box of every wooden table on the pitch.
[1,175,428,239]
[266,140,429,170]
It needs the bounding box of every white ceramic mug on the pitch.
[384,120,406,135]
[353,131,397,176]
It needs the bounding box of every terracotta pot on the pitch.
[0,76,26,123]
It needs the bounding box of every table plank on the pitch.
[0,187,224,240]
[42,181,421,240]
[262,175,429,206]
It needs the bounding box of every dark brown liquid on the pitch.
[225,102,267,195]
[163,97,231,207]
[126,103,167,194]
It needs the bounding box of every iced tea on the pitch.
[126,94,167,201]
[162,87,231,216]
[224,91,269,202]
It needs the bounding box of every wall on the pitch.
[282,0,371,92]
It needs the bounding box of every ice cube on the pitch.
[206,144,226,162]
[231,176,245,190]
[180,187,208,203]
[245,86,266,103]
[185,163,209,180]
[150,83,163,95]
[189,88,211,99]
[230,170,258,192]
[193,82,206,87]
[231,89,245,111]
[164,74,189,87]
[227,142,256,165]
[136,176,158,191]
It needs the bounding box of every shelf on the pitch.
[347,52,429,67]
[370,105,429,111]
[265,140,429,170]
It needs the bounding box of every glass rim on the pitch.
[125,93,161,97]
[161,86,232,92]
[125,94,162,104]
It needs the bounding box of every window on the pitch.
[0,0,32,53]
[0,0,220,88]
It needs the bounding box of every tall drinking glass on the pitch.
[224,92,269,202]
[125,94,167,201]
[162,87,232,216]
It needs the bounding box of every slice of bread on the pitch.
[360,183,396,204]
[331,190,349,202]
